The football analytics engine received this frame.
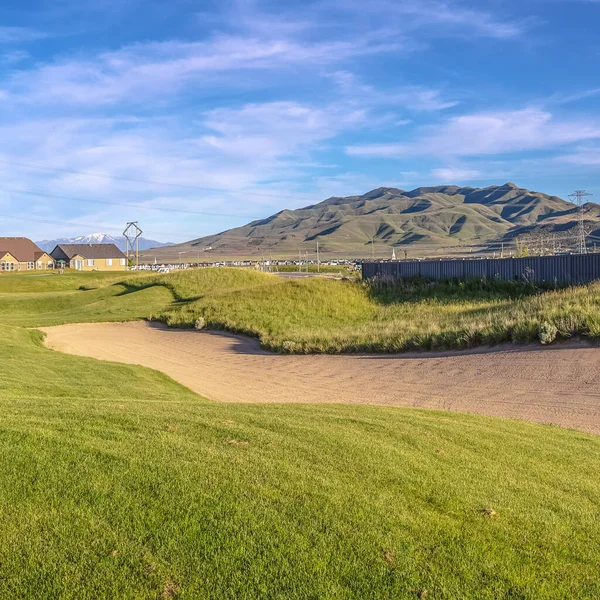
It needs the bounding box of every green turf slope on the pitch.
[127,268,600,353]
[0,272,599,599]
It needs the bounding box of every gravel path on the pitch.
[41,321,600,434]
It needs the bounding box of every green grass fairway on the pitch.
[0,270,150,293]
[1,271,600,598]
[0,284,173,327]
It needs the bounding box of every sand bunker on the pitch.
[41,321,600,434]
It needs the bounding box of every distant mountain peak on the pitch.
[35,233,174,253]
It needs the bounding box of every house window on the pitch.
[106,258,113,266]
[120,258,126,266]
[86,259,95,267]
[48,262,54,269]
[27,262,34,270]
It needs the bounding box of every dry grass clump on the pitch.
[129,269,600,353]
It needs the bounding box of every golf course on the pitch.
[1,269,600,599]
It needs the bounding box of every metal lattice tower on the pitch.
[123,221,143,268]
[569,190,593,254]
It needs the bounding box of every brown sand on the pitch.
[41,321,600,434]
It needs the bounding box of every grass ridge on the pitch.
[123,269,600,354]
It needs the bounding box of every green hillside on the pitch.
[149,183,600,260]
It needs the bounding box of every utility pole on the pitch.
[298,249,301,272]
[316,241,320,273]
[123,221,142,269]
[569,190,593,254]
[371,236,375,261]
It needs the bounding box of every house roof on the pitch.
[0,237,47,262]
[52,243,126,260]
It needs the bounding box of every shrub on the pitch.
[538,321,558,345]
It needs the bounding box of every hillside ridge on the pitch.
[149,183,600,259]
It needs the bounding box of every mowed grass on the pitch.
[2,325,600,598]
[1,271,600,598]
[0,283,173,327]
[0,270,151,293]
[128,268,600,352]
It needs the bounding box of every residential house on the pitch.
[50,243,128,271]
[0,237,54,272]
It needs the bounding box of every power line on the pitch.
[0,213,197,240]
[0,186,261,220]
[0,157,295,201]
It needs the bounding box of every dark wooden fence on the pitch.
[361,254,600,284]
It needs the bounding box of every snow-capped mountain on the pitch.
[35,233,174,253]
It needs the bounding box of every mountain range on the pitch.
[35,233,174,254]
[153,183,600,260]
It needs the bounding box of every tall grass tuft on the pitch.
[126,269,600,353]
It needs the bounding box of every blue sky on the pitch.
[0,0,599,242]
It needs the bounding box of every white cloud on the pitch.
[324,0,531,40]
[0,27,46,44]
[202,101,366,160]
[0,0,557,240]
[2,0,527,110]
[4,33,403,107]
[328,70,458,113]
[431,167,482,182]
[1,50,29,64]
[347,108,600,158]
[0,95,372,239]
[556,147,600,166]
[396,89,458,112]
[544,87,600,106]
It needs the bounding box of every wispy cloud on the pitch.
[544,87,600,106]
[431,167,482,181]
[328,70,458,113]
[323,0,533,40]
[347,108,600,158]
[0,96,370,237]
[0,50,29,65]
[4,34,403,107]
[0,26,46,44]
[201,101,366,160]
[556,146,600,166]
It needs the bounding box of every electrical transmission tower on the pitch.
[569,190,593,254]
[123,221,143,269]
